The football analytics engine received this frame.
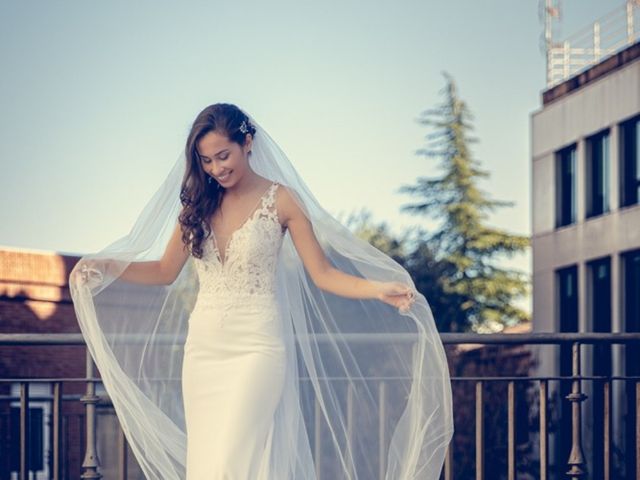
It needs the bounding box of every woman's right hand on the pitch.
[73,259,105,288]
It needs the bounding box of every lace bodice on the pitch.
[192,182,285,300]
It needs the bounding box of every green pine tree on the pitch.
[398,71,530,332]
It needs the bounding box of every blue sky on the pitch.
[0,0,621,310]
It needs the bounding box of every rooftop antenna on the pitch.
[539,0,562,87]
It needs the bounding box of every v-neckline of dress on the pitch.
[210,182,277,267]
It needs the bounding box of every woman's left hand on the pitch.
[375,281,417,313]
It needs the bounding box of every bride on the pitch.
[70,103,453,479]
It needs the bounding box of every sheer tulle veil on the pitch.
[68,104,454,479]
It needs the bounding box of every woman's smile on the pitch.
[216,170,232,182]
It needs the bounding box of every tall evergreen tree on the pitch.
[398,72,530,332]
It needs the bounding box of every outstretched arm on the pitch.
[278,186,416,313]
[75,221,190,287]
[119,221,190,285]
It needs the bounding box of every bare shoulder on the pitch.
[275,183,306,228]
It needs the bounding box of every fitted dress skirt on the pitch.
[181,293,287,480]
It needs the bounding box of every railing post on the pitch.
[118,426,128,480]
[52,381,62,480]
[346,382,354,478]
[565,341,587,478]
[603,380,611,479]
[444,439,453,480]
[80,350,102,479]
[378,380,387,480]
[475,380,484,480]
[507,381,515,480]
[19,382,29,480]
[540,379,548,480]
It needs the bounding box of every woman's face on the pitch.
[196,130,252,188]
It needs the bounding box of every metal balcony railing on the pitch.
[546,0,640,88]
[1,332,640,480]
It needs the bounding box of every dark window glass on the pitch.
[587,256,612,478]
[9,406,44,473]
[623,249,640,476]
[556,265,578,474]
[589,256,612,335]
[555,144,577,227]
[558,265,579,334]
[620,115,640,208]
[623,248,640,366]
[586,130,610,218]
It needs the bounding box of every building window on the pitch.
[587,255,612,336]
[9,406,44,475]
[587,256,612,479]
[620,114,640,208]
[557,265,579,334]
[622,248,640,475]
[555,264,578,469]
[9,383,50,479]
[586,129,610,218]
[555,144,577,227]
[622,248,640,363]
[557,264,579,376]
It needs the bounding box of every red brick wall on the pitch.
[0,247,87,381]
[0,247,92,479]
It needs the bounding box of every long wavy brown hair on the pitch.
[179,103,257,259]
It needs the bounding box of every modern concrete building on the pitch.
[531,36,640,477]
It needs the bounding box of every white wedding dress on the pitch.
[70,113,454,480]
[181,181,288,479]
